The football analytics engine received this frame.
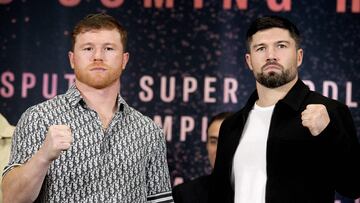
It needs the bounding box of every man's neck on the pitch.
[75,81,120,129]
[255,77,298,107]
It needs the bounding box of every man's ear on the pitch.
[245,53,253,71]
[296,48,303,68]
[68,51,75,69]
[121,52,130,70]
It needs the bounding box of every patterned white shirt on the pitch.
[3,85,173,203]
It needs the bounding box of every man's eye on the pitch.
[83,47,92,51]
[256,47,265,52]
[210,140,218,145]
[278,44,287,48]
[105,47,114,51]
[208,138,218,145]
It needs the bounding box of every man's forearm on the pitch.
[2,148,52,203]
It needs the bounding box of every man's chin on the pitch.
[89,80,118,89]
[78,79,113,89]
[265,71,280,77]
[90,84,109,89]
[257,77,286,88]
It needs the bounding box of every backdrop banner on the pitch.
[1,1,359,202]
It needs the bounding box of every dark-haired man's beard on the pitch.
[255,68,297,88]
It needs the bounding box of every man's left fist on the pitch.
[301,104,330,136]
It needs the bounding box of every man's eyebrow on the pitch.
[252,43,266,49]
[252,43,265,48]
[252,40,290,49]
[78,42,93,47]
[103,42,117,46]
[276,40,290,44]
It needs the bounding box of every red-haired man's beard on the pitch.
[74,63,122,89]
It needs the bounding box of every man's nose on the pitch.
[93,49,104,61]
[266,47,278,62]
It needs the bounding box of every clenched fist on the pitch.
[41,125,72,162]
[301,104,330,136]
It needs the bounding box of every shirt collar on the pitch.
[278,79,310,111]
[66,85,83,107]
[65,84,129,113]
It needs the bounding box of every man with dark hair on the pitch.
[210,16,360,202]
[2,13,173,203]
[172,112,232,203]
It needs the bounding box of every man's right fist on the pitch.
[41,125,72,162]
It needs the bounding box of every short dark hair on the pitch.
[246,16,301,52]
[71,13,127,51]
[208,112,233,131]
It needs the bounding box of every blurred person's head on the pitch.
[207,112,233,169]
